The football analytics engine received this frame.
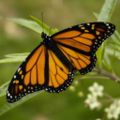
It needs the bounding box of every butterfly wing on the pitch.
[7,44,47,102]
[45,48,74,93]
[51,22,115,74]
[7,44,74,103]
[7,22,115,103]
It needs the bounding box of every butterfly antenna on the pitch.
[41,12,44,33]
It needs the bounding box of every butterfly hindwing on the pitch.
[45,49,74,93]
[56,43,96,74]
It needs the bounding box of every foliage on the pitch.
[0,0,120,119]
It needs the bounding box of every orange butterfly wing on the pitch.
[7,44,46,102]
[7,22,115,103]
[7,44,73,102]
[52,22,115,74]
[46,49,73,93]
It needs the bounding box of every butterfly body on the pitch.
[7,22,115,103]
[41,32,51,45]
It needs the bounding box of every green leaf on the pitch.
[115,31,120,40]
[0,92,42,116]
[9,18,46,34]
[8,17,58,35]
[102,51,113,71]
[30,15,59,34]
[0,53,29,64]
[97,0,118,21]
[107,45,120,57]
[0,82,9,98]
[96,0,118,67]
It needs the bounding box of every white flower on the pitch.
[105,99,120,119]
[88,82,104,97]
[85,94,101,110]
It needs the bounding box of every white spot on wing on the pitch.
[18,67,21,72]
[14,75,16,79]
[87,23,90,26]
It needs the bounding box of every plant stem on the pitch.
[94,68,120,83]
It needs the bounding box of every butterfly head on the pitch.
[41,32,49,39]
[41,32,51,45]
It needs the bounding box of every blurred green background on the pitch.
[0,0,120,120]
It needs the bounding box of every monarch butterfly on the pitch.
[7,22,115,103]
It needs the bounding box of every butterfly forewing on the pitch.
[52,22,115,73]
[7,44,47,102]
